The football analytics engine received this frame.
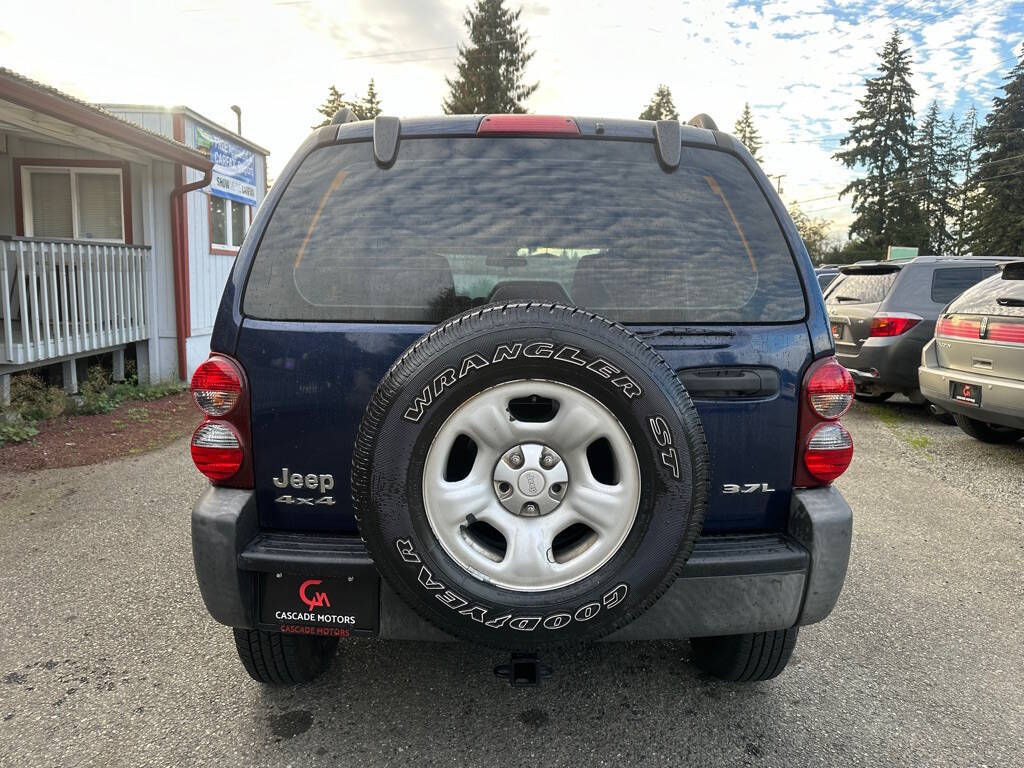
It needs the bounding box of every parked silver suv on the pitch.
[919,261,1024,444]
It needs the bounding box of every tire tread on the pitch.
[691,627,798,682]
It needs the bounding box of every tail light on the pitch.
[803,423,854,483]
[794,357,855,487]
[191,422,243,480]
[936,315,980,339]
[870,312,922,337]
[190,355,253,487]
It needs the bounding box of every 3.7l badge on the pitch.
[273,467,335,506]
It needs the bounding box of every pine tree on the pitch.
[970,45,1024,257]
[834,30,923,255]
[362,79,383,119]
[313,80,383,127]
[912,101,954,254]
[949,106,980,255]
[638,85,679,121]
[442,0,538,114]
[733,102,763,162]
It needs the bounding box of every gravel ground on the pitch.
[1,400,1021,767]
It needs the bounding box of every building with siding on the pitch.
[0,69,268,404]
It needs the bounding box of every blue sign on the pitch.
[196,125,258,206]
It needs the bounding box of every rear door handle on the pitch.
[676,367,780,399]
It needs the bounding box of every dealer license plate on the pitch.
[950,381,982,407]
[260,572,379,636]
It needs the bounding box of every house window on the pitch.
[21,166,125,242]
[210,195,251,252]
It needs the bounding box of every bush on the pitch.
[77,365,119,415]
[9,374,66,421]
[0,422,39,446]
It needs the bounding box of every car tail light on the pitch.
[191,357,242,416]
[190,354,253,487]
[806,358,854,419]
[869,312,922,337]
[477,115,580,135]
[936,315,980,339]
[191,422,243,480]
[803,422,854,483]
[794,356,854,487]
[986,320,1024,344]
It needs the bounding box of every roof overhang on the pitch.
[0,69,212,172]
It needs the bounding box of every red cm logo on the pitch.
[962,384,972,398]
[299,579,331,611]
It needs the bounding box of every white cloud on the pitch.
[1,0,1020,240]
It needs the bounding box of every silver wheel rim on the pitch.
[422,379,641,592]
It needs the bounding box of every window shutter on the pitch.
[76,173,124,241]
[29,172,74,238]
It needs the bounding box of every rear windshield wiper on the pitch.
[636,327,737,340]
[831,295,862,303]
[996,297,1024,307]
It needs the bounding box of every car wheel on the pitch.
[690,628,798,682]
[952,414,1024,444]
[352,303,709,650]
[233,628,338,685]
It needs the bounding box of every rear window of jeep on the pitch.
[243,138,805,324]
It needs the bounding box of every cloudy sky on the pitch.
[3,0,1022,238]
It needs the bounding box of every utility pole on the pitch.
[230,105,242,136]
[770,174,786,195]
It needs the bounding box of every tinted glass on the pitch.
[244,138,805,324]
[931,267,998,303]
[826,272,898,305]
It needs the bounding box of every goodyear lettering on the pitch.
[396,538,629,632]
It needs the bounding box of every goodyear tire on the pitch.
[352,303,708,650]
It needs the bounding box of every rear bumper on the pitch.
[192,487,852,640]
[837,335,925,393]
[918,340,1024,430]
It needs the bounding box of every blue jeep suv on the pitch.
[189,112,855,686]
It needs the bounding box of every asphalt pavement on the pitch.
[1,400,1022,767]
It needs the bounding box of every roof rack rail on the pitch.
[686,113,718,131]
[331,107,359,125]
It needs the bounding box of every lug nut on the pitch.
[541,454,556,468]
[522,503,539,515]
[509,453,523,467]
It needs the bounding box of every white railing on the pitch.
[1,237,152,365]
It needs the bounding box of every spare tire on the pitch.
[352,303,708,650]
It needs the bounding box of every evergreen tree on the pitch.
[912,101,954,254]
[733,102,763,162]
[970,45,1024,257]
[442,0,538,114]
[949,106,980,255]
[313,80,383,128]
[363,79,383,119]
[834,30,923,254]
[638,85,679,121]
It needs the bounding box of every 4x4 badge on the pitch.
[979,316,989,339]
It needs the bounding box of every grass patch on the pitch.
[907,434,931,451]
